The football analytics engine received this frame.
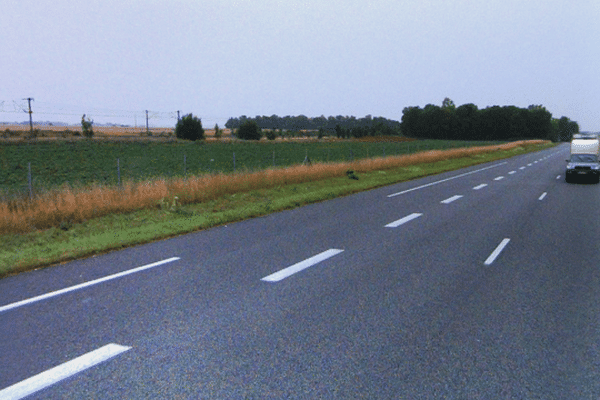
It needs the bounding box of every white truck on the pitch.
[565,134,600,183]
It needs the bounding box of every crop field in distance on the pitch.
[0,132,501,199]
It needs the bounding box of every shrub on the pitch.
[81,114,94,138]
[214,123,222,139]
[175,114,205,141]
[265,130,277,140]
[236,120,262,140]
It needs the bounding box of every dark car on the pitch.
[565,154,600,183]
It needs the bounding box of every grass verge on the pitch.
[0,141,555,278]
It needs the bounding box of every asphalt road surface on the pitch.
[2,143,600,399]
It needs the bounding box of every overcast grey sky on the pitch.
[2,0,599,131]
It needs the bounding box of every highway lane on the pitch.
[374,144,600,398]
[4,143,600,398]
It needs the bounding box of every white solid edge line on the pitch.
[473,184,488,190]
[0,343,131,400]
[440,195,463,204]
[539,192,547,201]
[387,162,507,197]
[261,249,344,282]
[0,257,181,313]
[484,239,510,265]
[385,213,423,228]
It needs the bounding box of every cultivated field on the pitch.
[1,138,493,196]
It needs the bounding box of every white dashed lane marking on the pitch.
[387,162,507,197]
[0,257,181,313]
[485,239,511,265]
[385,213,423,228]
[440,195,463,204]
[0,344,131,400]
[261,249,344,282]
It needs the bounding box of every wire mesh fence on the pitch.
[0,139,499,201]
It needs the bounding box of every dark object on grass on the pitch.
[346,170,359,180]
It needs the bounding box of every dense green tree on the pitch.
[401,99,569,141]
[478,106,519,140]
[400,106,423,138]
[509,107,530,139]
[455,103,479,140]
[570,121,580,136]
[335,124,349,139]
[557,116,579,142]
[225,114,401,135]
[175,113,205,141]
[236,119,262,140]
[421,104,444,139]
[550,118,561,142]
[526,105,553,140]
[442,97,456,112]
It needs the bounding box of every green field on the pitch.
[0,139,504,197]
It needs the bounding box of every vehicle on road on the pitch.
[566,135,600,183]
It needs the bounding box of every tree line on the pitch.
[225,114,402,138]
[221,100,579,142]
[401,98,579,142]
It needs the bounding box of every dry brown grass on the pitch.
[0,140,546,235]
[356,136,417,143]
[0,125,241,143]
[1,123,174,135]
[0,124,238,137]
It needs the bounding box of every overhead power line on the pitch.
[0,100,183,127]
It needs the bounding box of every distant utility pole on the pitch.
[145,110,149,135]
[177,110,180,121]
[23,97,34,136]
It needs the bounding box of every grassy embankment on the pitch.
[0,140,554,278]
